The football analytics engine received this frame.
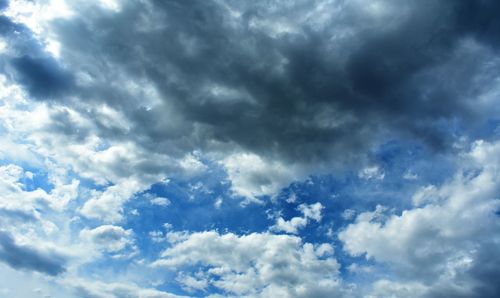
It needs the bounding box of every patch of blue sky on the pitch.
[123,160,269,236]
[76,255,134,276]
[373,139,456,185]
[124,184,273,261]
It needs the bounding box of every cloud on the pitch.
[339,140,500,296]
[358,166,385,180]
[152,230,347,297]
[341,209,356,221]
[79,178,152,223]
[271,202,324,234]
[221,152,305,200]
[298,202,323,222]
[79,225,134,253]
[272,216,308,235]
[148,195,171,207]
[0,230,66,276]
[9,54,74,99]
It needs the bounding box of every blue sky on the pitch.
[0,1,500,297]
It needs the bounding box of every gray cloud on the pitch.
[10,55,74,100]
[32,0,497,163]
[0,0,498,185]
[0,14,75,101]
[0,231,66,276]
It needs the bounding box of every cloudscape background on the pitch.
[0,0,499,297]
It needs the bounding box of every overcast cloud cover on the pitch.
[0,0,499,297]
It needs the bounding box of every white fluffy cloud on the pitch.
[79,178,151,223]
[339,140,500,296]
[221,152,306,201]
[79,225,134,253]
[152,230,348,297]
[149,196,171,207]
[271,202,324,234]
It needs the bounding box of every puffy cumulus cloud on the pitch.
[339,140,500,297]
[79,225,134,254]
[79,178,150,223]
[1,0,499,203]
[142,192,171,207]
[297,202,323,222]
[152,230,349,297]
[272,216,308,235]
[271,202,324,234]
[221,152,305,201]
[0,230,67,276]
[149,196,171,207]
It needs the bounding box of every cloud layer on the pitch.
[4,0,500,198]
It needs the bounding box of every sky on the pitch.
[0,0,499,297]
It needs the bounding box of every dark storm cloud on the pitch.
[25,0,497,166]
[0,11,75,100]
[461,243,500,298]
[0,231,66,276]
[10,55,74,99]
